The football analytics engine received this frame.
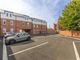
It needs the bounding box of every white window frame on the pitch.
[10,14,12,17]
[10,28,14,32]
[3,28,6,33]
[27,22,29,25]
[34,25,36,28]
[6,13,8,17]
[3,19,6,25]
[37,25,38,28]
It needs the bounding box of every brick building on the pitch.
[0,9,47,36]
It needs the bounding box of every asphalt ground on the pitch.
[0,40,3,60]
[75,41,80,57]
[1,34,80,60]
[6,35,77,60]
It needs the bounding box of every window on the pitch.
[34,25,36,28]
[3,19,6,25]
[10,28,14,32]
[10,20,14,25]
[6,13,8,16]
[23,33,27,36]
[3,28,6,33]
[27,22,29,25]
[10,14,12,17]
[37,25,38,28]
[22,22,25,26]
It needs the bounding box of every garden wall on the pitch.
[59,31,80,38]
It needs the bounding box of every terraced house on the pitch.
[0,9,47,36]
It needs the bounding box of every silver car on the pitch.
[5,32,31,45]
[4,32,15,38]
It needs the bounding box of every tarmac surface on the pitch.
[0,40,3,60]
[1,34,80,60]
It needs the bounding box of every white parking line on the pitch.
[9,42,48,56]
[73,41,80,60]
[3,38,8,60]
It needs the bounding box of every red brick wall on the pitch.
[59,31,72,36]
[1,19,14,35]
[32,24,41,34]
[72,31,80,37]
[14,20,32,32]
[0,18,47,35]
[32,24,47,34]
[59,31,80,37]
[41,25,47,33]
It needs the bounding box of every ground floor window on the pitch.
[3,28,6,33]
[10,28,14,32]
[10,20,14,25]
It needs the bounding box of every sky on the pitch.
[0,0,70,28]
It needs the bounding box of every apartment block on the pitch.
[32,18,47,34]
[0,9,47,36]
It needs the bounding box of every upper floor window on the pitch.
[6,12,12,17]
[6,13,8,17]
[10,14,12,17]
[3,19,6,25]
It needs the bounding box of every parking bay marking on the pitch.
[9,42,48,56]
[3,38,8,60]
[73,41,80,60]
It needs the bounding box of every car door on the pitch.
[16,33,23,41]
[21,33,27,40]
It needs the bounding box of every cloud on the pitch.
[22,0,61,27]
[0,0,25,13]
[0,0,70,28]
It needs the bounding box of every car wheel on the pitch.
[5,43,9,45]
[9,39,16,45]
[27,37,31,41]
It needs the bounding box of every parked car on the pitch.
[4,32,15,38]
[4,32,31,45]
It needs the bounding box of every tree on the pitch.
[59,0,80,31]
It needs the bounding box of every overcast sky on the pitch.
[0,0,70,28]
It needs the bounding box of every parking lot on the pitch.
[1,34,80,60]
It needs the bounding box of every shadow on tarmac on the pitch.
[10,40,35,46]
